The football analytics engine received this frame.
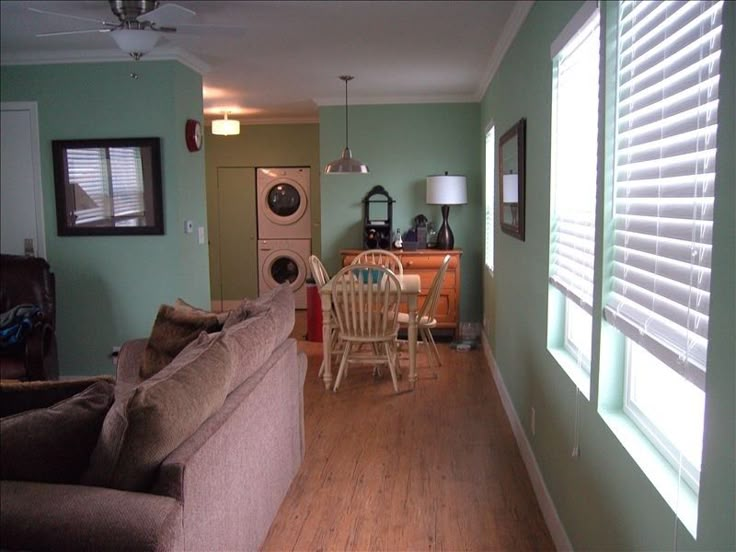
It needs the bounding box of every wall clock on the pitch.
[185,119,202,152]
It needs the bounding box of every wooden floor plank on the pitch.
[262,337,555,551]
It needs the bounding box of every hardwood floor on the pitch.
[264,328,554,551]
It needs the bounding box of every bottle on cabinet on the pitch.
[393,228,403,249]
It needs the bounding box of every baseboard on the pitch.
[481,333,573,552]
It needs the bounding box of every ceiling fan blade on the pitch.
[28,7,116,27]
[37,29,112,38]
[170,23,247,36]
[138,3,195,27]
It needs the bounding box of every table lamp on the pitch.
[426,173,467,250]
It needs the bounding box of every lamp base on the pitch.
[436,205,454,250]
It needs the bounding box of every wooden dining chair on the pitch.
[398,254,451,372]
[350,249,403,276]
[308,255,342,378]
[330,264,402,393]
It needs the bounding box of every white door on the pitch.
[0,102,45,258]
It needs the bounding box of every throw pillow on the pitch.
[0,380,115,484]
[141,303,223,379]
[82,331,232,492]
[174,298,229,326]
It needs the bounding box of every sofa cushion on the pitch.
[0,380,115,483]
[222,284,295,393]
[83,332,232,492]
[142,303,223,379]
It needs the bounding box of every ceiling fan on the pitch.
[30,1,232,60]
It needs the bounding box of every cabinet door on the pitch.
[211,168,258,308]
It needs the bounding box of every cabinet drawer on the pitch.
[411,269,456,292]
[401,254,459,270]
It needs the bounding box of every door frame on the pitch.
[1,101,46,258]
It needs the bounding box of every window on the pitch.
[624,341,705,492]
[605,0,724,491]
[547,2,600,381]
[484,125,495,271]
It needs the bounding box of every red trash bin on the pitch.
[306,279,323,342]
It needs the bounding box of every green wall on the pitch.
[1,61,209,376]
[319,103,483,323]
[204,123,320,302]
[481,1,735,550]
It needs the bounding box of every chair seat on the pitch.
[397,312,437,327]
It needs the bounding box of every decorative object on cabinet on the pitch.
[185,119,202,152]
[426,172,467,250]
[499,118,526,240]
[414,214,428,249]
[341,249,462,337]
[362,185,394,250]
[52,137,163,236]
[212,112,240,136]
[324,75,369,174]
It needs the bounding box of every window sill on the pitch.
[599,408,698,538]
[548,346,591,400]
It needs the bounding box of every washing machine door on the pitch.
[261,247,307,292]
[259,178,308,226]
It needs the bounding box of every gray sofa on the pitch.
[1,285,306,551]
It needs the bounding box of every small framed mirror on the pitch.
[498,118,526,241]
[52,137,164,236]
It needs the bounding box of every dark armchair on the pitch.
[0,255,58,381]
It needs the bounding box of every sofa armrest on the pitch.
[0,481,183,552]
[116,338,147,387]
[0,376,115,418]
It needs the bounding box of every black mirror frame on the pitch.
[52,137,164,236]
[498,118,526,241]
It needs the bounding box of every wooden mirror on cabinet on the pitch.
[498,118,526,241]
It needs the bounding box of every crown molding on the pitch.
[206,115,319,126]
[474,0,535,101]
[313,93,477,107]
[0,46,210,74]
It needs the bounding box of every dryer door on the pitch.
[259,178,308,226]
[261,247,307,291]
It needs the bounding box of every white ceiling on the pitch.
[0,1,532,124]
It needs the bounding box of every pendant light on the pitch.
[324,75,369,174]
[212,112,240,136]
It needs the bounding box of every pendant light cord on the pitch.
[344,77,349,149]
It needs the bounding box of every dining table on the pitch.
[319,273,421,390]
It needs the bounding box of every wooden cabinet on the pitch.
[340,249,462,336]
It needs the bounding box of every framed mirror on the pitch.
[498,118,526,241]
[52,137,164,236]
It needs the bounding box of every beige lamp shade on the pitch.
[503,173,519,203]
[426,175,467,205]
[212,113,240,136]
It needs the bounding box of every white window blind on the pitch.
[66,147,145,225]
[605,0,723,391]
[549,8,600,312]
[485,125,495,271]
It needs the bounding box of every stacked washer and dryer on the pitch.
[256,167,311,309]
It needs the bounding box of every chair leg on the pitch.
[333,343,352,392]
[384,342,399,393]
[425,327,442,366]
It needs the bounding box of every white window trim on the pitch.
[484,121,495,273]
[563,298,592,373]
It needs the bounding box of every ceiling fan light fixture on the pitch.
[324,75,369,175]
[110,28,160,59]
[212,112,240,136]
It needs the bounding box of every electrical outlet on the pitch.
[572,446,580,458]
[531,407,536,436]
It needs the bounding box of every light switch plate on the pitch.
[198,226,205,244]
